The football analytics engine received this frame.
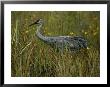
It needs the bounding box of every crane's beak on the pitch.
[29,19,41,27]
[29,22,37,27]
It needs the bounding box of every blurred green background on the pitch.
[11,11,100,77]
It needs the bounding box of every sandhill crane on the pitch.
[29,19,87,52]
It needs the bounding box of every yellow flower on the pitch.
[84,32,87,35]
[48,33,51,35]
[87,47,90,50]
[70,32,74,35]
[25,30,29,33]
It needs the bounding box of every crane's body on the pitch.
[29,19,87,51]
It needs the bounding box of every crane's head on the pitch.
[29,18,43,26]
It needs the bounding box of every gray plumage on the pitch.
[29,19,87,52]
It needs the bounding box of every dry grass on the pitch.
[11,11,100,77]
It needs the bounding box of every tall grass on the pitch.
[11,11,100,77]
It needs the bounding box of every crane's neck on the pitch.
[36,23,57,43]
[37,24,43,33]
[36,24,49,42]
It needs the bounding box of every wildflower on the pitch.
[87,47,90,50]
[25,30,29,33]
[48,33,51,35]
[84,32,87,35]
[70,32,74,35]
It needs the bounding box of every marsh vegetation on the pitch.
[11,11,100,77]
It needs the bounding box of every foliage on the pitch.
[11,11,100,77]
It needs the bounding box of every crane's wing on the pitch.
[64,36,87,49]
